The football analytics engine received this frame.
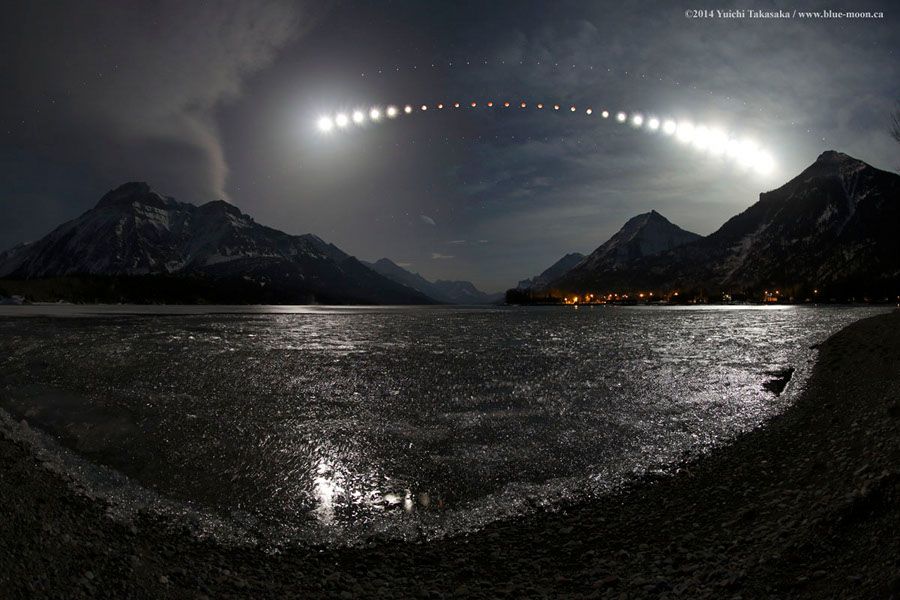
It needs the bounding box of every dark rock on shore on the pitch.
[1,311,898,598]
[763,366,795,395]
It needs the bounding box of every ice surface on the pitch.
[0,305,886,545]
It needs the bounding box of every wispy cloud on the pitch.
[0,1,310,203]
[431,253,454,260]
[420,215,436,226]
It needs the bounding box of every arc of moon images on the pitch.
[316,100,776,176]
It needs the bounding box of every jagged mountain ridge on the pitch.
[549,151,900,296]
[0,182,346,277]
[0,182,434,304]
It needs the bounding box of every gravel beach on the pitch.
[1,310,898,599]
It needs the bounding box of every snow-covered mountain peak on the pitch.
[94,181,177,211]
[0,182,436,304]
[618,210,671,237]
[815,150,856,165]
[545,150,899,297]
[200,198,244,217]
[577,210,701,271]
[790,150,868,185]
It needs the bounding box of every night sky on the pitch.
[2,1,897,291]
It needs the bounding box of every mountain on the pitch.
[517,252,585,289]
[549,151,900,298]
[366,258,438,299]
[366,258,502,304]
[544,211,700,291]
[0,182,435,305]
[692,150,900,293]
[431,280,504,304]
[576,211,701,272]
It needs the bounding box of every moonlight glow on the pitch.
[316,116,334,132]
[314,100,779,176]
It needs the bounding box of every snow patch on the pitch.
[723,224,767,280]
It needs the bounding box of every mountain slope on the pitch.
[705,150,900,291]
[549,151,900,297]
[517,252,585,289]
[366,258,501,303]
[366,258,440,299]
[0,182,434,304]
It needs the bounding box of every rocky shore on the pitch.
[1,311,898,599]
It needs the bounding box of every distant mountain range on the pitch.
[3,150,896,305]
[366,258,502,304]
[0,182,436,304]
[518,151,900,301]
[0,182,502,305]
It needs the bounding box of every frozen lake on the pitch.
[0,304,886,544]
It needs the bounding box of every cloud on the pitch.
[420,215,437,226]
[431,253,454,260]
[0,1,311,202]
[428,3,899,291]
[447,239,489,246]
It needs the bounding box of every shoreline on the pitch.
[1,311,898,598]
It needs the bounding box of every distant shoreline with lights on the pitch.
[505,288,900,306]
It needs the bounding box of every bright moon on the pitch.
[317,116,333,132]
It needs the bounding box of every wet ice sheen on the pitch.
[0,305,885,544]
